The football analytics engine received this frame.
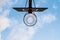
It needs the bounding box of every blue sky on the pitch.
[0,0,60,40]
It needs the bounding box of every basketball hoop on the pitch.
[23,13,37,26]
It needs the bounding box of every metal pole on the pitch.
[29,0,32,13]
[29,0,32,8]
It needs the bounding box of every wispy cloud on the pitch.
[0,7,3,13]
[0,0,18,40]
[0,33,1,40]
[5,13,56,40]
[6,19,37,40]
[0,8,11,32]
[0,0,18,7]
[42,14,56,24]
[0,17,10,31]
[53,4,58,10]
[0,0,18,32]
[0,0,56,40]
[0,9,11,40]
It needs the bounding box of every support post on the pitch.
[28,0,32,13]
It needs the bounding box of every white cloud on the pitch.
[42,14,56,23]
[0,0,18,40]
[53,4,58,10]
[0,0,11,7]
[0,32,1,40]
[0,0,56,40]
[2,10,10,17]
[6,23,36,40]
[0,9,13,40]
[0,6,11,32]
[0,0,18,32]
[0,7,3,13]
[0,17,10,32]
[0,0,18,7]
[0,4,12,32]
[5,17,40,40]
[4,13,56,40]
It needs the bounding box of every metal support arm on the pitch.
[13,7,48,12]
